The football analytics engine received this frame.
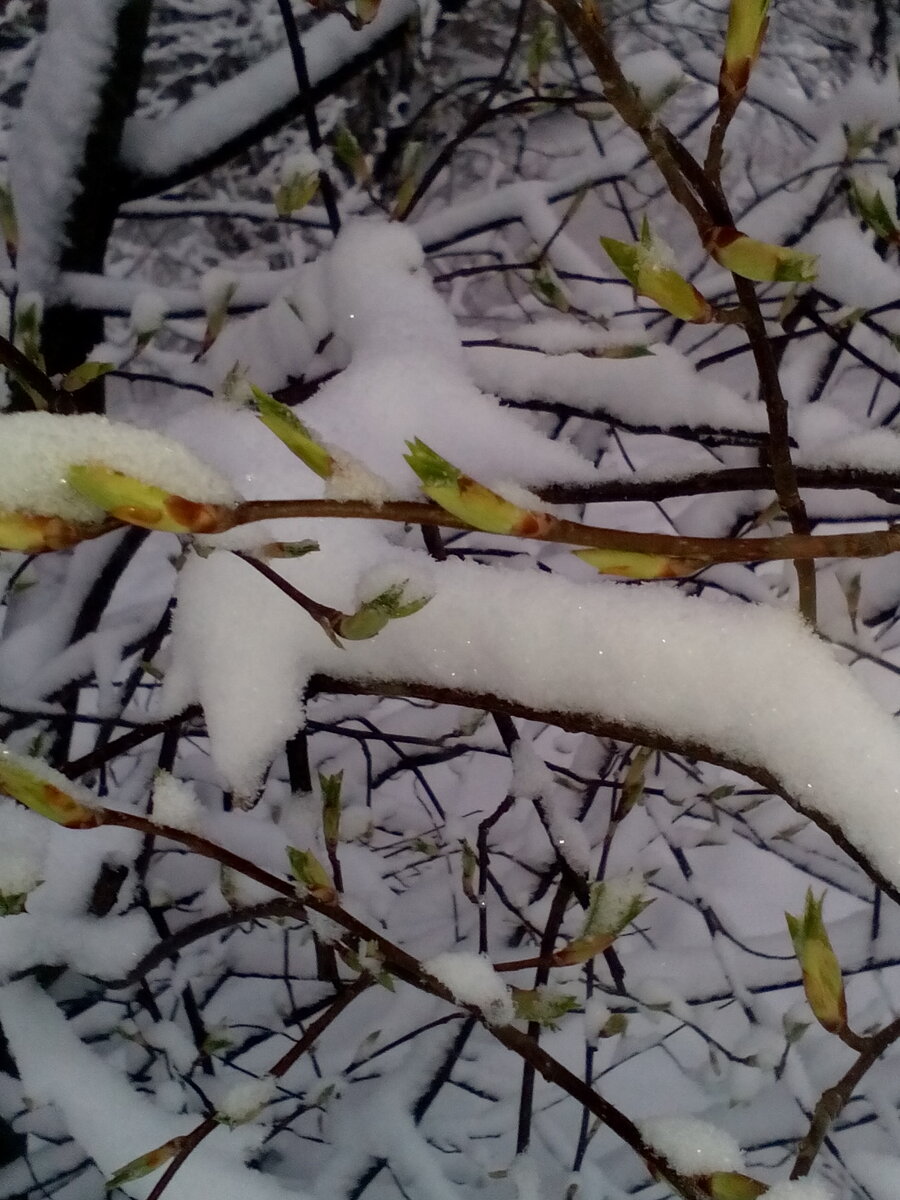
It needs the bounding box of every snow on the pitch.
[639,1115,744,1175]
[0,412,237,522]
[0,800,47,898]
[763,1183,835,1200]
[803,219,900,313]
[0,981,314,1200]
[130,290,168,336]
[277,221,601,492]
[464,342,765,434]
[216,1076,277,1124]
[162,549,900,893]
[151,771,201,832]
[0,911,154,981]
[619,49,683,108]
[589,872,645,932]
[120,0,419,180]
[423,952,515,1025]
[9,0,128,296]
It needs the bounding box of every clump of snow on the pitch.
[0,412,237,522]
[217,1075,277,1124]
[161,548,900,892]
[803,218,900,311]
[583,999,611,1043]
[280,150,320,184]
[464,342,765,434]
[9,0,128,296]
[151,771,201,832]
[424,951,514,1025]
[639,1115,744,1175]
[130,290,168,336]
[620,49,683,108]
[295,220,602,492]
[201,267,238,313]
[324,452,394,505]
[591,872,645,932]
[0,801,48,897]
[763,1183,835,1200]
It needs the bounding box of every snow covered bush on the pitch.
[3,0,900,1197]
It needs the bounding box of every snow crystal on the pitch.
[0,801,47,897]
[151,772,201,832]
[424,952,514,1025]
[217,1076,277,1124]
[639,1115,744,1175]
[0,412,237,522]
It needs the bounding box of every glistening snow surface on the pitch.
[0,413,237,521]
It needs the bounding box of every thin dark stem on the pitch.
[274,0,341,235]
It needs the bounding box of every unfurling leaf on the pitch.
[106,1139,184,1191]
[620,746,652,816]
[355,0,381,26]
[705,226,817,283]
[199,269,237,354]
[0,510,109,554]
[554,874,650,966]
[66,464,234,534]
[0,183,17,261]
[511,986,578,1029]
[337,579,432,641]
[527,18,556,90]
[0,744,101,829]
[61,361,115,392]
[719,0,770,102]
[405,438,555,537]
[849,171,900,242]
[251,385,334,478]
[0,892,30,916]
[320,771,343,847]
[274,155,321,216]
[531,262,571,313]
[601,221,714,322]
[705,1172,767,1199]
[391,141,424,218]
[287,846,337,902]
[785,889,848,1034]
[574,547,705,579]
[334,126,370,184]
